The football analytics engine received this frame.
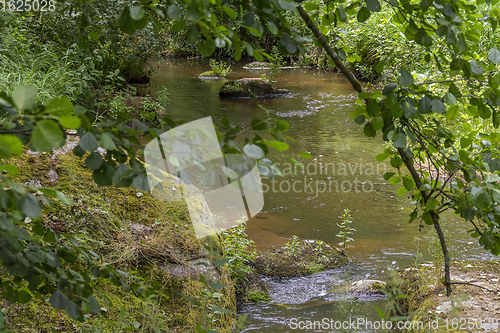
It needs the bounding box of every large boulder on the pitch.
[219,78,288,98]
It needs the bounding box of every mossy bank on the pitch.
[1,142,237,332]
[390,260,500,332]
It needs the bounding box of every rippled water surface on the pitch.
[147,59,495,332]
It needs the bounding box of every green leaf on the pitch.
[46,96,74,117]
[357,6,371,22]
[338,5,347,22]
[56,191,72,205]
[422,211,433,225]
[93,163,115,186]
[264,140,289,151]
[372,116,384,131]
[366,0,381,11]
[222,6,238,20]
[88,295,100,314]
[376,153,389,161]
[0,163,19,176]
[299,152,312,159]
[415,29,432,47]
[393,133,407,148]
[375,60,385,73]
[31,120,64,152]
[304,2,319,10]
[198,39,216,57]
[80,132,98,152]
[0,135,23,159]
[12,84,38,110]
[398,187,407,196]
[18,290,31,304]
[59,115,81,129]
[403,177,414,190]
[401,98,417,119]
[209,283,226,290]
[470,61,484,75]
[186,24,199,44]
[355,115,366,124]
[99,132,116,151]
[66,300,83,320]
[168,4,182,19]
[76,32,89,49]
[132,174,149,192]
[488,48,500,64]
[383,83,397,95]
[389,176,401,185]
[418,96,432,114]
[243,144,265,159]
[130,6,145,20]
[446,105,460,120]
[398,67,414,86]
[268,21,278,35]
[85,152,103,170]
[443,92,456,105]
[383,172,395,180]
[171,19,186,32]
[278,0,298,12]
[431,99,446,113]
[426,197,438,210]
[19,193,42,217]
[119,6,134,34]
[213,258,229,267]
[364,122,376,137]
[119,6,147,35]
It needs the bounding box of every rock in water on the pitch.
[219,78,288,98]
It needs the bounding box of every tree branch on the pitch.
[295,4,365,93]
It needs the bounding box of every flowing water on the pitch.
[146,59,495,332]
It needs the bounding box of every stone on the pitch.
[219,78,289,99]
[346,279,387,294]
[161,258,221,282]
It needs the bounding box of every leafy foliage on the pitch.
[336,209,356,254]
[220,219,257,292]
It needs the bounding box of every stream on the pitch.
[145,59,495,332]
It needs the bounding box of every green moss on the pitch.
[4,146,237,332]
[371,282,386,291]
[252,239,348,277]
[245,290,270,302]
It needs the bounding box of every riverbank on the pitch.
[1,140,237,332]
[394,260,500,331]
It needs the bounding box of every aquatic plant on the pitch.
[336,209,356,255]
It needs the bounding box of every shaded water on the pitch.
[147,59,495,332]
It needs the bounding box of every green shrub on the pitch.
[220,219,257,292]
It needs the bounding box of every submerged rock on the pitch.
[346,279,386,294]
[219,78,288,99]
[243,61,270,69]
[251,238,348,277]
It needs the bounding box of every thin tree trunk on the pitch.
[295,5,364,93]
[397,148,452,296]
[295,1,453,296]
